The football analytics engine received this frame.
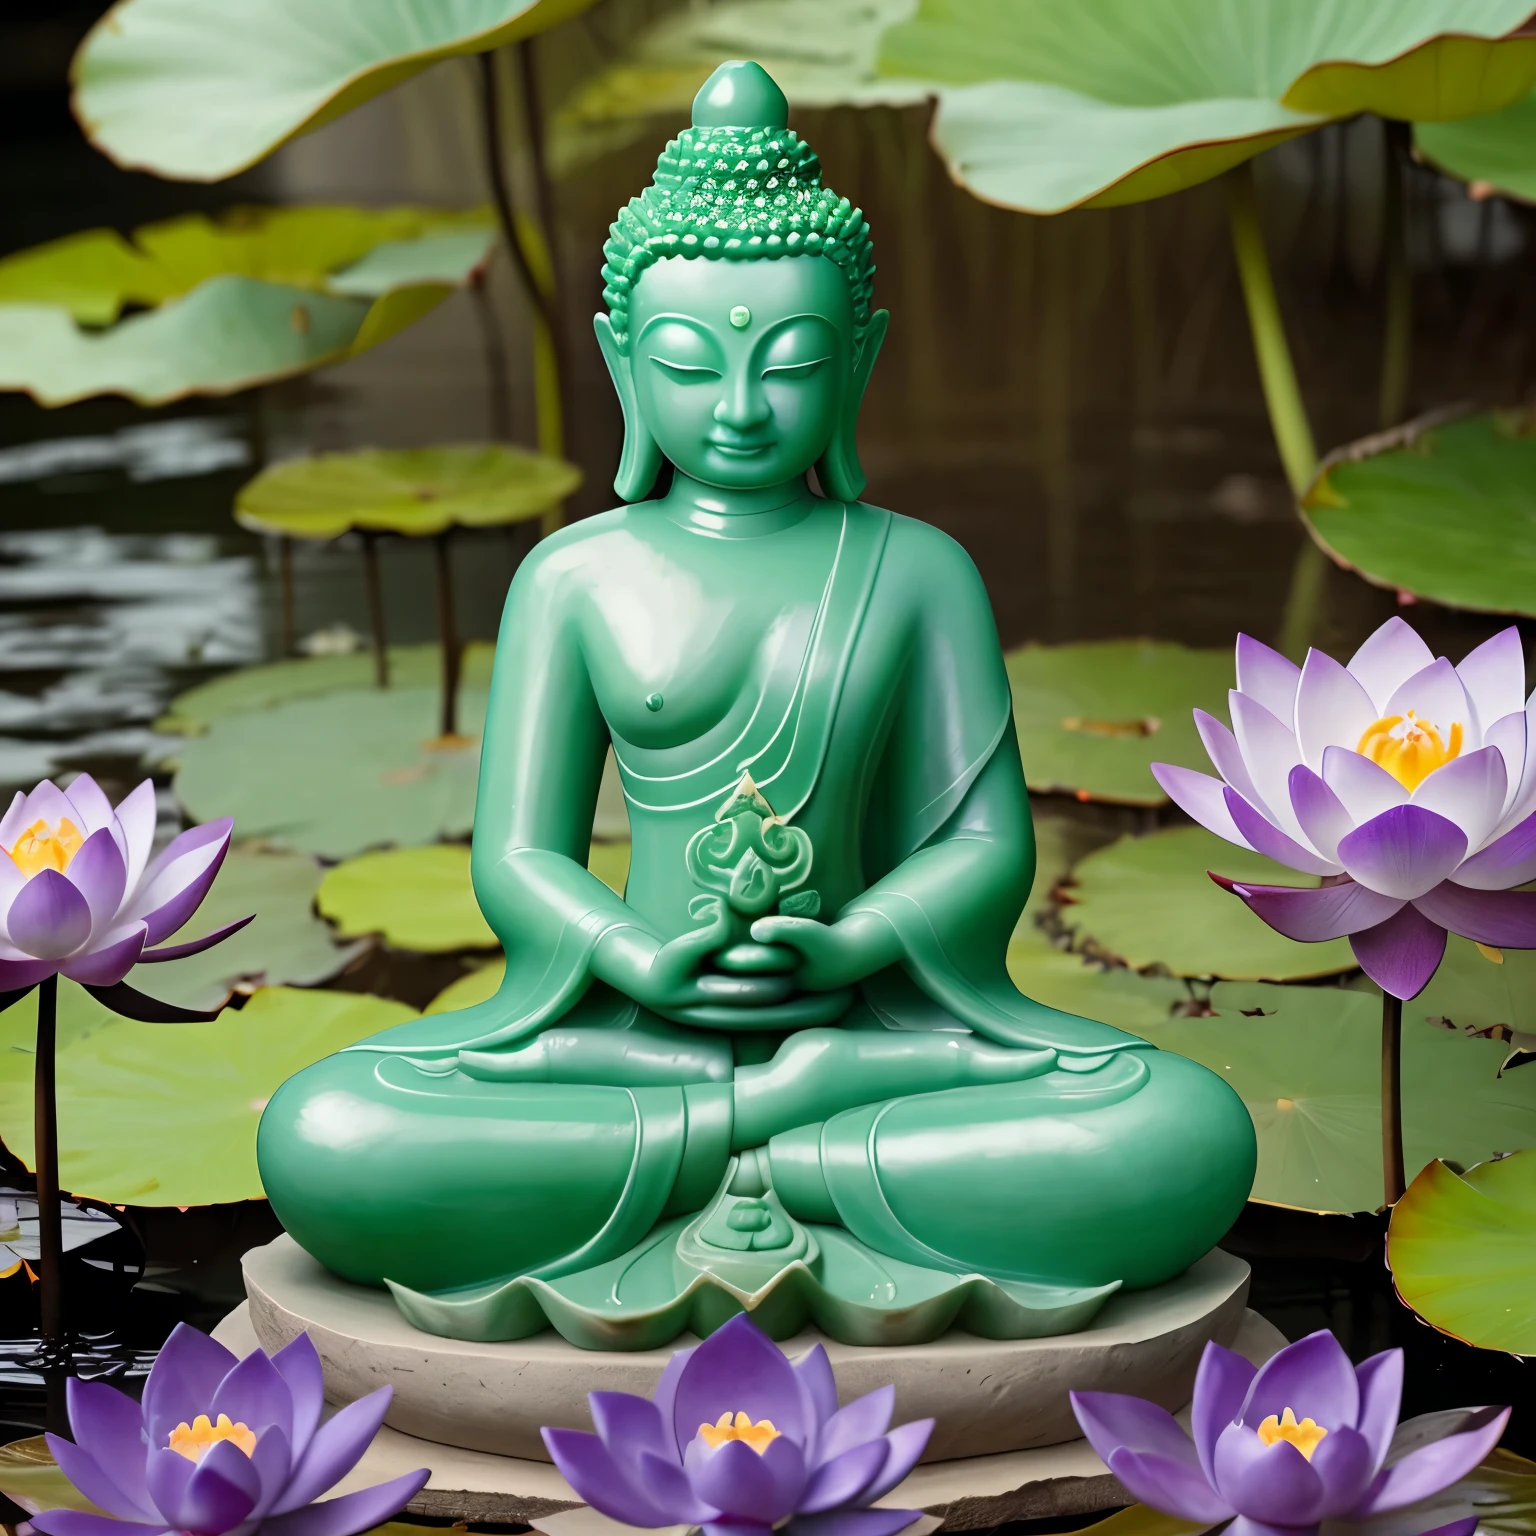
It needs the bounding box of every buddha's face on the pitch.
[626,254,855,490]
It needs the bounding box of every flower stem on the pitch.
[1378,123,1413,432]
[1226,163,1323,661]
[360,532,390,689]
[1381,988,1406,1207]
[433,533,461,740]
[34,973,66,1431]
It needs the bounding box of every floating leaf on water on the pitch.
[73,0,600,181]
[876,0,1536,213]
[427,957,506,1015]
[235,446,581,541]
[1302,410,1536,618]
[1417,86,1536,204]
[1146,981,1536,1214]
[1063,825,1356,981]
[1388,1148,1536,1354]
[0,208,494,407]
[0,985,417,1206]
[173,686,487,859]
[1007,641,1232,806]
[1008,927,1189,1035]
[0,1435,107,1517]
[319,844,496,953]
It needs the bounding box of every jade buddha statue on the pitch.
[257,62,1256,1349]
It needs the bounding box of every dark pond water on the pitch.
[3,0,1536,1517]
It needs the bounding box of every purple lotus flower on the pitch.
[0,776,248,994]
[1072,1329,1507,1536]
[543,1312,933,1536]
[1152,618,1536,998]
[32,1322,427,1536]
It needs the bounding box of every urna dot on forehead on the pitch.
[600,60,876,347]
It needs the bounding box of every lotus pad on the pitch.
[127,843,363,1009]
[173,686,488,859]
[1302,410,1536,617]
[1417,87,1536,203]
[0,207,494,406]
[157,643,495,736]
[74,0,599,181]
[235,446,580,541]
[0,985,416,1206]
[1007,641,1232,806]
[876,0,1536,213]
[1388,1149,1536,1353]
[1145,981,1536,1213]
[1063,825,1356,980]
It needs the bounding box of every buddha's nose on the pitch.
[714,367,771,432]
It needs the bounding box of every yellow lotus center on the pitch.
[1256,1407,1328,1461]
[1357,712,1462,792]
[5,817,84,878]
[167,1414,257,1463]
[698,1411,781,1454]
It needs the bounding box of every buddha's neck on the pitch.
[657,471,818,539]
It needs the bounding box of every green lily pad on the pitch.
[174,686,488,860]
[1007,642,1232,806]
[0,985,417,1206]
[427,958,506,1016]
[1063,825,1356,980]
[0,1435,106,1517]
[73,0,599,182]
[1302,410,1536,618]
[235,446,581,541]
[0,207,494,407]
[1009,931,1190,1035]
[1417,87,1536,203]
[128,843,363,1009]
[1149,981,1536,1214]
[1388,1148,1536,1353]
[157,643,495,737]
[1415,935,1536,1041]
[876,0,1536,213]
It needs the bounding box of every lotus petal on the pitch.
[588,1391,677,1488]
[1352,1350,1404,1473]
[1455,626,1525,733]
[1323,746,1408,824]
[1071,1390,1200,1473]
[792,1344,838,1435]
[1190,1342,1256,1484]
[0,850,27,914]
[1240,1331,1360,1434]
[819,1387,895,1464]
[1295,649,1379,772]
[138,913,254,963]
[1338,806,1467,901]
[1235,634,1300,726]
[1452,806,1536,890]
[672,1313,807,1452]
[1385,658,1478,752]
[8,869,93,959]
[29,1514,168,1536]
[1481,710,1527,822]
[1350,905,1448,1001]
[799,1441,887,1513]
[114,778,158,895]
[46,1433,154,1523]
[62,1377,157,1519]
[210,1346,294,1444]
[687,1435,805,1523]
[1216,875,1403,942]
[1413,883,1536,948]
[131,819,232,944]
[1309,1424,1375,1519]
[0,952,63,989]
[157,1438,260,1533]
[1348,619,1434,713]
[1351,1407,1510,1515]
[635,1449,718,1524]
[274,1389,391,1513]
[243,1427,295,1525]
[1411,747,1508,852]
[1224,787,1338,874]
[651,1346,692,1458]
[141,1323,240,1449]
[0,790,30,849]
[1151,763,1254,850]
[855,1419,933,1504]
[543,1428,676,1526]
[63,774,116,837]
[1106,1446,1234,1523]
[270,1333,325,1457]
[258,1470,430,1536]
[1211,1421,1323,1525]
[59,922,148,986]
[1195,710,1268,813]
[13,781,82,842]
[1289,766,1355,864]
[64,827,128,935]
[1230,692,1306,840]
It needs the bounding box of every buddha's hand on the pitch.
[749,909,902,991]
[592,898,795,1017]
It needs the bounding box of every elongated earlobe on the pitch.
[815,309,888,503]
[595,313,665,502]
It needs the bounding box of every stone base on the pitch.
[214,1300,1285,1528]
[242,1236,1254,1463]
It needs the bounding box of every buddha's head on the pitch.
[596,61,888,503]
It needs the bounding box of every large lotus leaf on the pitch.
[235,446,581,541]
[1388,1149,1536,1353]
[428,958,507,1015]
[1417,87,1536,203]
[1009,929,1189,1035]
[1302,410,1536,618]
[1007,641,1232,806]
[875,0,1536,214]
[0,207,494,406]
[552,0,932,171]
[73,0,599,182]
[127,843,363,1009]
[0,1437,105,1518]
[1063,825,1356,980]
[157,643,495,736]
[1147,981,1536,1213]
[1416,935,1536,1042]
[174,686,488,859]
[0,985,416,1206]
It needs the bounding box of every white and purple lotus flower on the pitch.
[0,775,247,1012]
[1154,618,1536,999]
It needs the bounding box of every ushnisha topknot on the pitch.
[601,60,875,346]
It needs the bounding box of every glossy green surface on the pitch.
[257,63,1256,1349]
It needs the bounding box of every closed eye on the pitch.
[649,356,722,383]
[763,357,831,379]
